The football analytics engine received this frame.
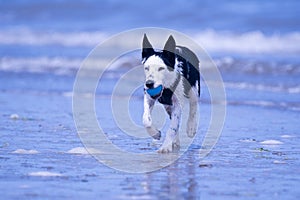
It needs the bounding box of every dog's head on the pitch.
[142,34,176,98]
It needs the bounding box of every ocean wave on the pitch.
[226,100,300,112]
[215,56,300,75]
[1,28,300,55]
[1,54,300,80]
[0,28,107,47]
[0,56,136,74]
[195,29,300,54]
[0,56,82,74]
[225,82,300,94]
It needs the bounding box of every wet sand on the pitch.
[0,72,299,199]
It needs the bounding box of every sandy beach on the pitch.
[0,71,299,199]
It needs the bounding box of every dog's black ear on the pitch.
[142,34,154,60]
[163,35,176,68]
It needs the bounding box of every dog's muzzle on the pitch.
[145,80,155,89]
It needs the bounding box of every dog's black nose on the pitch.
[145,80,154,89]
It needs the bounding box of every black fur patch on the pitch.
[158,88,173,105]
[175,46,200,96]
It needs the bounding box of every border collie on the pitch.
[142,34,200,153]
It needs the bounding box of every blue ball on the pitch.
[146,85,163,97]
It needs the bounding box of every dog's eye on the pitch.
[158,67,165,71]
[144,66,149,71]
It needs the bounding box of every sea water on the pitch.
[0,0,299,111]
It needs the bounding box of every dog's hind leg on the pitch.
[143,94,161,140]
[173,132,180,149]
[187,87,198,137]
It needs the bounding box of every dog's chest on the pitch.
[158,88,173,105]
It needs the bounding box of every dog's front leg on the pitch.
[143,94,161,140]
[158,99,181,153]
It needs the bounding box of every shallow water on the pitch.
[1,72,299,199]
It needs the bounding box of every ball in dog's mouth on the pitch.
[146,85,163,99]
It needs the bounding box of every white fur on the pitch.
[143,55,198,153]
[186,87,198,137]
[158,94,182,153]
[143,95,161,139]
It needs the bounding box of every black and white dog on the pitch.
[142,34,200,153]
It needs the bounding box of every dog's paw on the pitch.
[158,144,173,153]
[152,130,161,140]
[146,127,161,140]
[187,121,197,138]
[172,141,180,149]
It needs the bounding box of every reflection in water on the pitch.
[140,151,199,199]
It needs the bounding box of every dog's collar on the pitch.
[158,73,181,105]
[169,72,181,94]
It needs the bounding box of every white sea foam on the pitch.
[0,55,135,74]
[224,99,300,112]
[215,57,300,75]
[0,28,107,47]
[260,140,283,145]
[67,147,102,154]
[281,135,295,138]
[1,28,300,77]
[0,56,82,74]
[225,82,300,94]
[194,29,300,54]
[1,28,300,54]
[28,171,63,177]
[10,114,20,120]
[12,149,39,154]
[273,160,286,164]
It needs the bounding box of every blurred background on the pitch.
[0,0,299,110]
[1,0,299,70]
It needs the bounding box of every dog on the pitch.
[142,34,200,153]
